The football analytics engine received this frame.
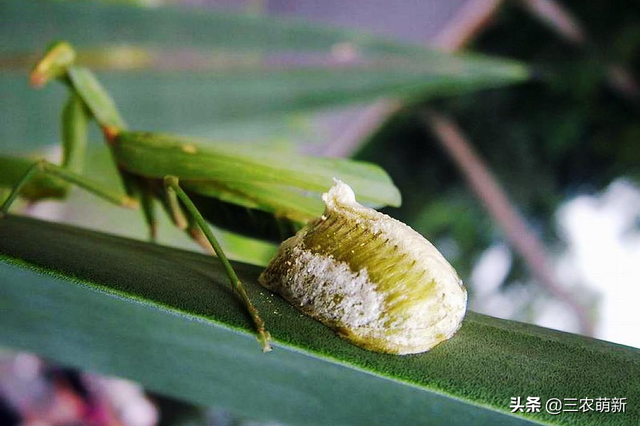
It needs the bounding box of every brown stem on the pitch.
[422,109,594,335]
[431,0,504,52]
[519,0,639,101]
[321,100,401,157]
[519,0,586,44]
[324,0,505,157]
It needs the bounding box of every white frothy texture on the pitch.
[260,180,467,354]
[284,246,384,328]
[322,179,358,207]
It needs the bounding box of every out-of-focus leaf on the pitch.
[0,0,512,58]
[1,216,639,425]
[0,0,528,153]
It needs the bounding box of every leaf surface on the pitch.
[1,215,638,425]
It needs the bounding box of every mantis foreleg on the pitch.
[61,94,89,175]
[0,160,138,217]
[140,189,158,242]
[163,176,272,352]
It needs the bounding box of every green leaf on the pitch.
[0,0,528,154]
[0,0,513,58]
[1,215,638,425]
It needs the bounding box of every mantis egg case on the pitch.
[259,180,467,355]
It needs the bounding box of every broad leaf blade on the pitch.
[1,216,638,425]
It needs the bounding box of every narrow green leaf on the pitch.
[0,0,514,60]
[0,0,528,154]
[1,216,638,425]
[0,63,526,154]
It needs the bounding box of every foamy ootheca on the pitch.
[259,180,467,355]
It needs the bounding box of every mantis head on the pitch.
[30,41,76,88]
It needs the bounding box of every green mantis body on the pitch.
[0,41,401,352]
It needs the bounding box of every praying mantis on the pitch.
[0,41,401,352]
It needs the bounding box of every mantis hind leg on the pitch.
[0,160,138,217]
[163,175,272,352]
